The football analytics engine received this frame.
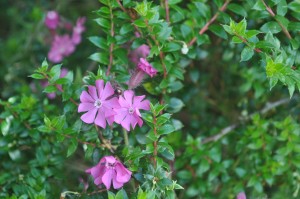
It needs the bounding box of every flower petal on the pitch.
[114,109,128,124]
[88,85,98,100]
[101,82,115,100]
[80,91,94,103]
[78,102,94,112]
[102,169,114,190]
[80,108,97,124]
[123,90,134,106]
[121,115,131,131]
[119,96,130,108]
[95,80,104,99]
[115,163,132,183]
[113,177,124,189]
[104,156,116,164]
[129,115,138,130]
[94,109,106,128]
[104,97,120,109]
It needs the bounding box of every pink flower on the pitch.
[114,90,150,131]
[72,17,86,45]
[78,80,119,128]
[86,156,132,189]
[48,35,75,63]
[237,192,247,199]
[137,58,157,78]
[129,44,150,65]
[45,11,60,29]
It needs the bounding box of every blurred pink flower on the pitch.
[129,44,150,65]
[72,17,86,45]
[48,35,75,63]
[137,58,157,78]
[78,80,119,128]
[237,192,247,199]
[114,90,150,131]
[86,156,132,189]
[45,11,60,29]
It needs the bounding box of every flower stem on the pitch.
[123,128,129,146]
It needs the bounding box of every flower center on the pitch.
[128,107,134,114]
[94,99,102,108]
[106,162,115,169]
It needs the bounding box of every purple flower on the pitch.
[129,44,150,65]
[138,58,157,78]
[45,11,60,29]
[114,90,150,131]
[48,35,75,63]
[78,80,119,128]
[237,192,247,199]
[72,17,86,45]
[86,156,132,189]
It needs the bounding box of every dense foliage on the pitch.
[1,0,300,198]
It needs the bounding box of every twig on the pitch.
[235,34,262,53]
[261,0,292,40]
[201,98,291,144]
[152,113,158,168]
[188,0,231,46]
[95,124,115,153]
[106,1,115,76]
[164,0,170,23]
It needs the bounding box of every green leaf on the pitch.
[94,18,110,29]
[89,52,109,65]
[88,36,108,49]
[228,3,247,17]
[288,1,300,12]
[1,120,10,136]
[277,0,288,16]
[194,2,211,19]
[162,42,181,52]
[116,189,128,199]
[133,19,146,27]
[288,22,300,31]
[107,191,116,199]
[240,47,254,62]
[67,138,78,157]
[157,124,175,135]
[120,23,134,35]
[29,73,45,79]
[260,22,281,33]
[43,85,57,93]
[209,24,227,39]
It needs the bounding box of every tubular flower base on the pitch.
[137,58,157,78]
[78,80,119,128]
[114,90,150,131]
[86,156,132,190]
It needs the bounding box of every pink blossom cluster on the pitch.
[86,156,132,189]
[78,79,150,131]
[44,11,86,63]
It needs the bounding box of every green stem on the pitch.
[123,128,129,146]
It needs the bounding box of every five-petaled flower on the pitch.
[86,156,132,190]
[78,80,119,128]
[114,90,150,131]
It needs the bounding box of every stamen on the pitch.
[128,107,134,114]
[94,99,102,108]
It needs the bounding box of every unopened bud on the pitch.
[181,43,189,54]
